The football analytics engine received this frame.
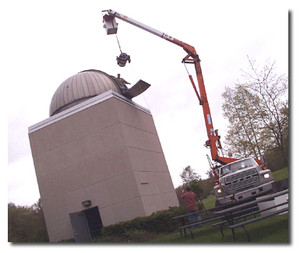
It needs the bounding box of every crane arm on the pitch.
[103,10,197,56]
[102,9,237,173]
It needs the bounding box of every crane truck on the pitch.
[102,9,274,206]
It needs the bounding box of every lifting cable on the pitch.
[115,34,123,53]
[183,61,190,76]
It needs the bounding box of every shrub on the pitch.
[102,206,186,238]
[8,201,49,242]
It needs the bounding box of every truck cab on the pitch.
[214,158,274,206]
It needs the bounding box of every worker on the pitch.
[111,74,130,93]
[181,186,202,228]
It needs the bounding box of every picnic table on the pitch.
[212,189,289,241]
[171,189,288,240]
[171,207,220,238]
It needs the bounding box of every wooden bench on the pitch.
[212,201,288,238]
[211,189,288,239]
[172,210,203,237]
[211,205,259,237]
[174,189,288,240]
[228,206,288,241]
[178,215,223,239]
[172,207,219,238]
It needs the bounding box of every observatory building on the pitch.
[28,69,179,242]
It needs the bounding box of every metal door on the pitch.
[69,211,91,242]
[85,206,103,238]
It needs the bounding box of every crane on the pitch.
[102,9,238,178]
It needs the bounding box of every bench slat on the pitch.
[179,215,222,230]
[229,206,288,229]
[229,207,288,241]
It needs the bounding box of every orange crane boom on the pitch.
[102,10,237,177]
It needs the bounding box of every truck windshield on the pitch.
[220,158,257,176]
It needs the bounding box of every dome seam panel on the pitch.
[49,70,121,116]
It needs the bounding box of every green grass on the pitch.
[95,213,289,243]
[150,213,289,243]
[272,167,288,181]
[201,194,216,210]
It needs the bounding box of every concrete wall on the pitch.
[29,91,179,242]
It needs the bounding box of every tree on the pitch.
[8,200,49,242]
[180,166,200,185]
[222,85,266,158]
[222,57,288,168]
[242,57,288,165]
[203,169,216,196]
[180,166,203,197]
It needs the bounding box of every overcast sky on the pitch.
[4,0,294,207]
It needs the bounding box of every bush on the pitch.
[8,201,49,242]
[102,206,186,238]
[264,147,288,172]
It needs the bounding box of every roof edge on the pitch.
[29,90,151,134]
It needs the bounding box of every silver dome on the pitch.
[49,70,120,116]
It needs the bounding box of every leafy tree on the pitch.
[180,165,200,185]
[176,169,216,206]
[222,85,265,158]
[222,57,288,168]
[8,200,49,242]
[241,57,288,166]
[179,166,203,197]
[202,169,216,196]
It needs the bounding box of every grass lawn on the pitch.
[272,167,288,181]
[150,213,289,243]
[95,213,289,243]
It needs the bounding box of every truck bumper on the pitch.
[217,181,274,205]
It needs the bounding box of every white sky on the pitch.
[3,0,295,208]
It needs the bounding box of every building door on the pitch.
[69,211,91,242]
[85,206,103,238]
[69,206,103,242]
